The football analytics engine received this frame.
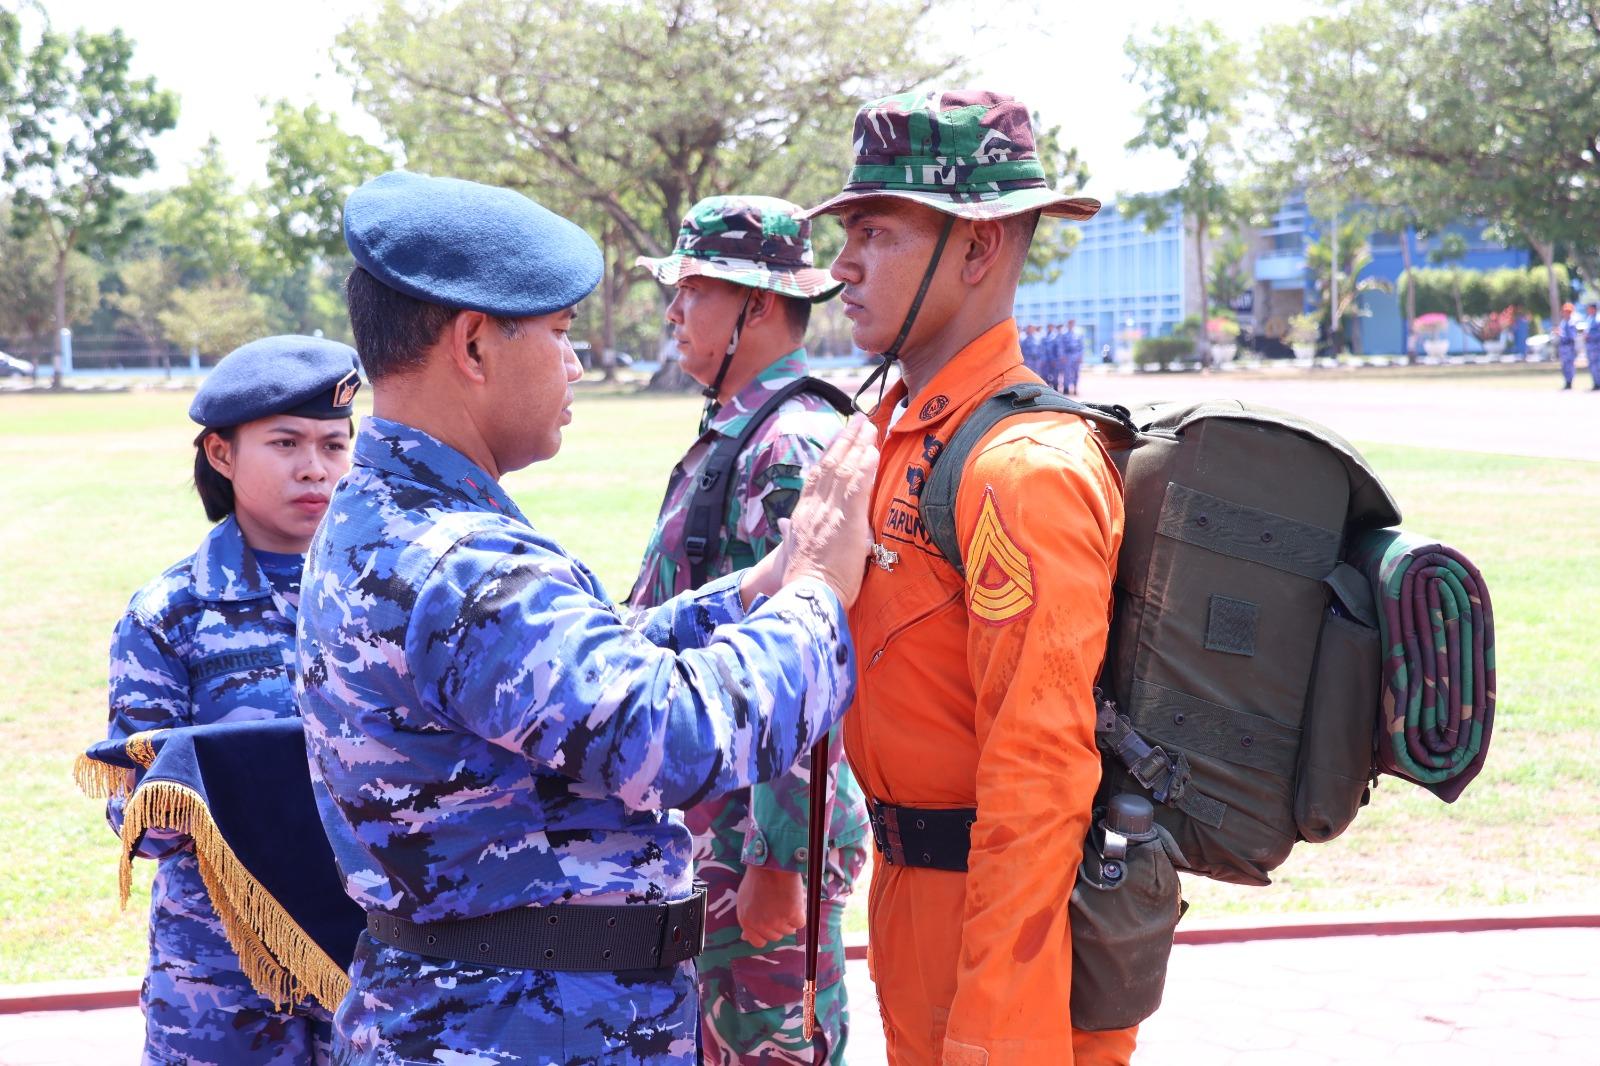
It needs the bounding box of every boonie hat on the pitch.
[803,89,1101,222]
[636,196,842,302]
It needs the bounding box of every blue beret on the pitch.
[189,336,362,428]
[343,171,603,317]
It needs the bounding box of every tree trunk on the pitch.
[1401,227,1417,362]
[51,248,68,389]
[1531,236,1560,331]
[1194,212,1210,369]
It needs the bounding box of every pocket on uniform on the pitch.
[1294,610,1381,842]
[1069,826,1184,1031]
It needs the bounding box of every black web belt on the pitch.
[867,801,976,873]
[365,885,708,972]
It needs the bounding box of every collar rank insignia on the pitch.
[967,487,1035,624]
[871,542,900,573]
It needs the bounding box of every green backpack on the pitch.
[920,383,1403,887]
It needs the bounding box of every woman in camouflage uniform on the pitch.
[104,336,360,1065]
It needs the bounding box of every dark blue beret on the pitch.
[343,171,603,317]
[189,336,362,428]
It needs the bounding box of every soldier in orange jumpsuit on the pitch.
[802,89,1135,1066]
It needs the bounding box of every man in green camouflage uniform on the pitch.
[631,195,869,1065]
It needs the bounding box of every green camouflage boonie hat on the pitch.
[636,195,843,303]
[802,89,1101,222]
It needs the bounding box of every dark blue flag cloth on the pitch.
[76,718,362,1009]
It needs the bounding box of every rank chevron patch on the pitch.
[967,486,1035,624]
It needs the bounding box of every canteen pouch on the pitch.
[1294,576,1382,843]
[1068,822,1185,1031]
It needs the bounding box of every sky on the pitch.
[30,0,1316,205]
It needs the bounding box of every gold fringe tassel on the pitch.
[118,780,350,1012]
[73,753,137,799]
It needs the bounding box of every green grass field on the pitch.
[2,384,1596,984]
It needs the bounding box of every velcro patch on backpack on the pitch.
[966,487,1035,625]
[1205,595,1259,656]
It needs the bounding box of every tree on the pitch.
[1304,217,1390,354]
[258,100,393,273]
[1261,0,1600,334]
[0,200,99,351]
[1021,113,1091,286]
[1,25,177,384]
[338,0,964,379]
[1121,20,1249,366]
[1206,235,1250,316]
[157,278,271,358]
[149,136,263,285]
[107,254,178,373]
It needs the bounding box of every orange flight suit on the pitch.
[844,319,1134,1066]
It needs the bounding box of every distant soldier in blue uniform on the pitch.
[1038,323,1060,390]
[297,171,878,1066]
[1556,301,1579,389]
[1060,317,1086,396]
[1583,302,1600,390]
[1019,323,1043,374]
[105,335,361,1065]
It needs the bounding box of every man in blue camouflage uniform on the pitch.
[1060,317,1086,395]
[632,195,868,1065]
[297,171,879,1066]
[1019,322,1044,375]
[1583,302,1600,391]
[105,335,361,1064]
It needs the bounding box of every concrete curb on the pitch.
[9,908,1596,1014]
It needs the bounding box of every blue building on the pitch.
[1013,204,1191,357]
[1015,189,1531,357]
[1257,190,1530,354]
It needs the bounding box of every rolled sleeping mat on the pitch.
[1350,529,1495,803]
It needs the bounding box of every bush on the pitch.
[1134,334,1195,371]
[1288,313,1320,346]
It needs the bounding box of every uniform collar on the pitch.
[706,348,811,439]
[190,514,272,603]
[870,319,1024,439]
[354,416,527,522]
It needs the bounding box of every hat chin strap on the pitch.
[699,290,756,435]
[853,213,958,415]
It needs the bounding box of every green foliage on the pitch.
[0,24,177,333]
[1287,312,1320,346]
[1304,217,1391,347]
[1260,0,1600,325]
[149,137,262,284]
[338,0,965,373]
[106,254,177,347]
[258,100,393,274]
[1134,334,1194,370]
[1206,235,1250,314]
[1400,266,1569,335]
[1020,112,1090,285]
[0,199,100,344]
[157,277,271,356]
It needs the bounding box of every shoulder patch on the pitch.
[966,486,1035,624]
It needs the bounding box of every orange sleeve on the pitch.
[944,420,1124,1064]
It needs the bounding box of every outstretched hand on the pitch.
[781,414,879,609]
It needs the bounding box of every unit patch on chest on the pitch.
[966,487,1035,624]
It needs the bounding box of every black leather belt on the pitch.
[365,886,707,971]
[867,801,976,872]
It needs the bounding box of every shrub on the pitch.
[1288,313,1320,346]
[1413,312,1449,339]
[1134,334,1195,371]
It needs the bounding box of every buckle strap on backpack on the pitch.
[1095,690,1227,829]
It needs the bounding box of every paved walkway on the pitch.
[6,926,1597,1065]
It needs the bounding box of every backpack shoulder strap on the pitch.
[683,375,852,587]
[921,383,1135,577]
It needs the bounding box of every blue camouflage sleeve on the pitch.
[737,428,835,873]
[409,528,855,812]
[105,611,191,859]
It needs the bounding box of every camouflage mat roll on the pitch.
[1351,529,1496,803]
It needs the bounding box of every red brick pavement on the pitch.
[10,926,1595,1065]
